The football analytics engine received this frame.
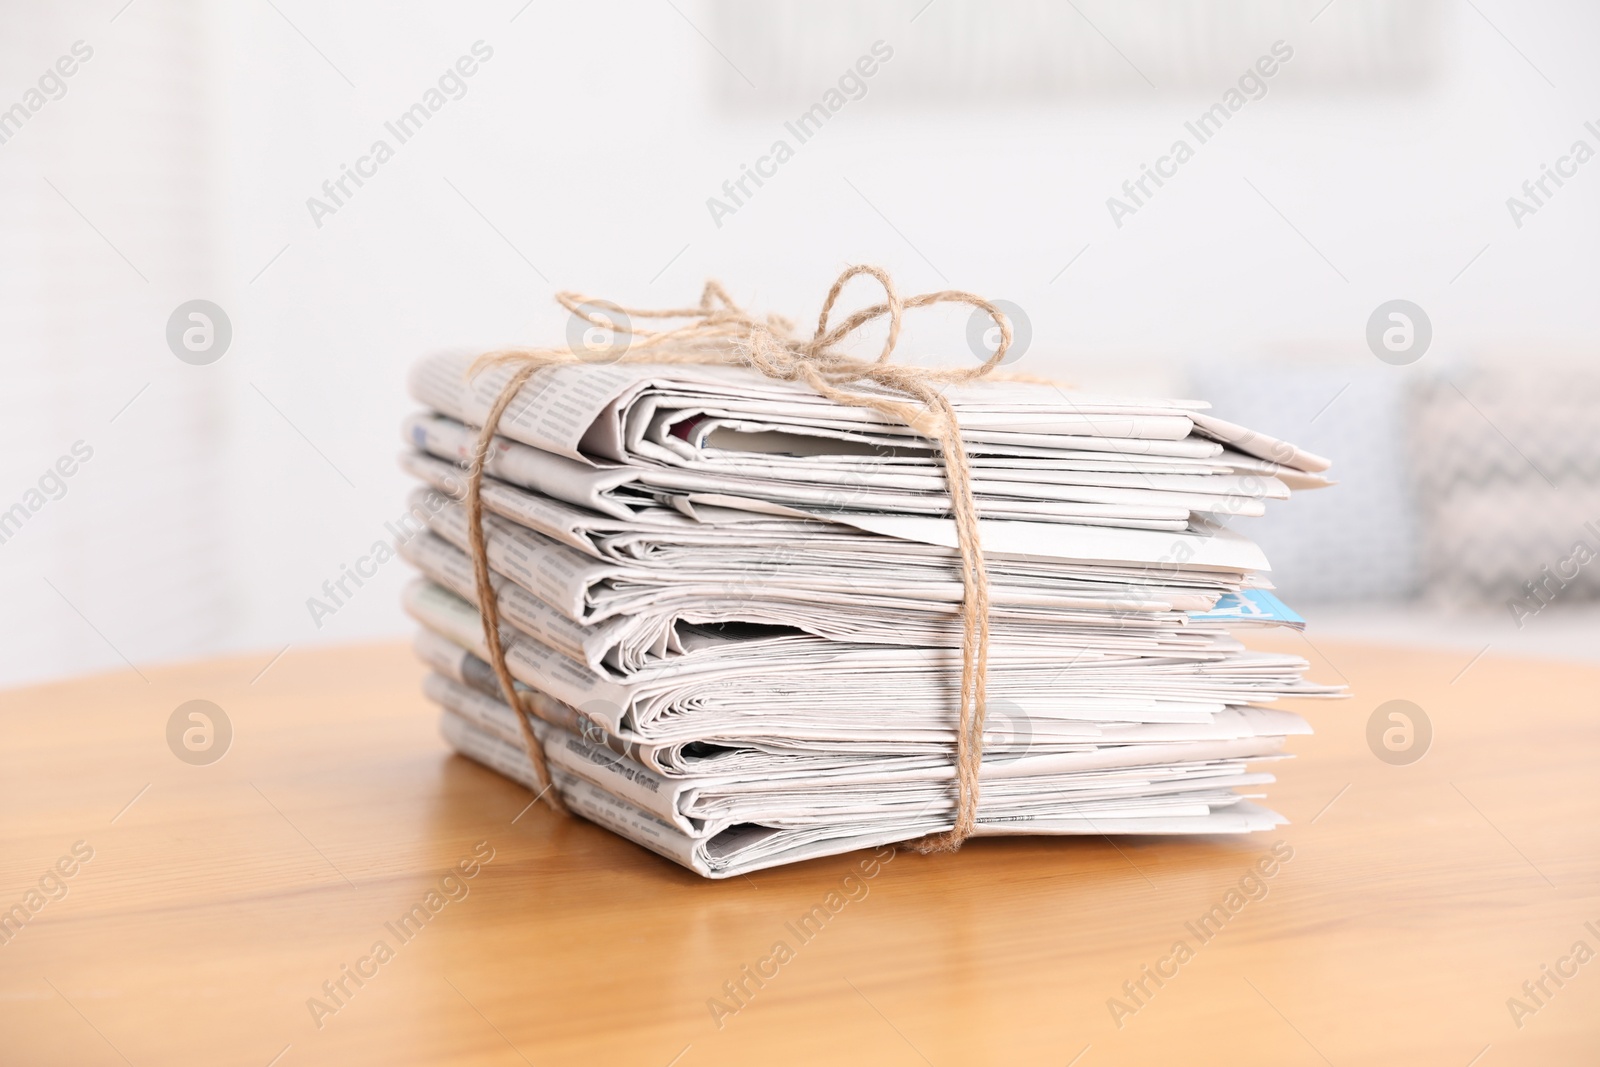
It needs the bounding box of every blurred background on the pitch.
[3,0,1598,688]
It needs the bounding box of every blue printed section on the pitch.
[1190,589,1305,628]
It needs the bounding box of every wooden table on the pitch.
[3,636,1597,1066]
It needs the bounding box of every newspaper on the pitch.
[412,626,1308,773]
[438,708,1291,878]
[401,579,1339,739]
[396,350,1341,878]
[398,449,1275,573]
[405,351,1331,539]
[428,671,1285,829]
[404,409,1285,527]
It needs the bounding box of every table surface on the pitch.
[3,635,1597,1066]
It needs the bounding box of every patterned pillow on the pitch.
[1408,363,1600,612]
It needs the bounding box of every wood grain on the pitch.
[2,635,1597,1066]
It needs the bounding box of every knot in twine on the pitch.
[464,265,1012,854]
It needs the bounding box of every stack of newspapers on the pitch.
[397,351,1340,878]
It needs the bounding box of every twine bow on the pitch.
[463,265,1012,853]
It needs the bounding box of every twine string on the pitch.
[465,361,568,814]
[462,265,1011,852]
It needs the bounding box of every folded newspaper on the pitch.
[398,347,1340,878]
